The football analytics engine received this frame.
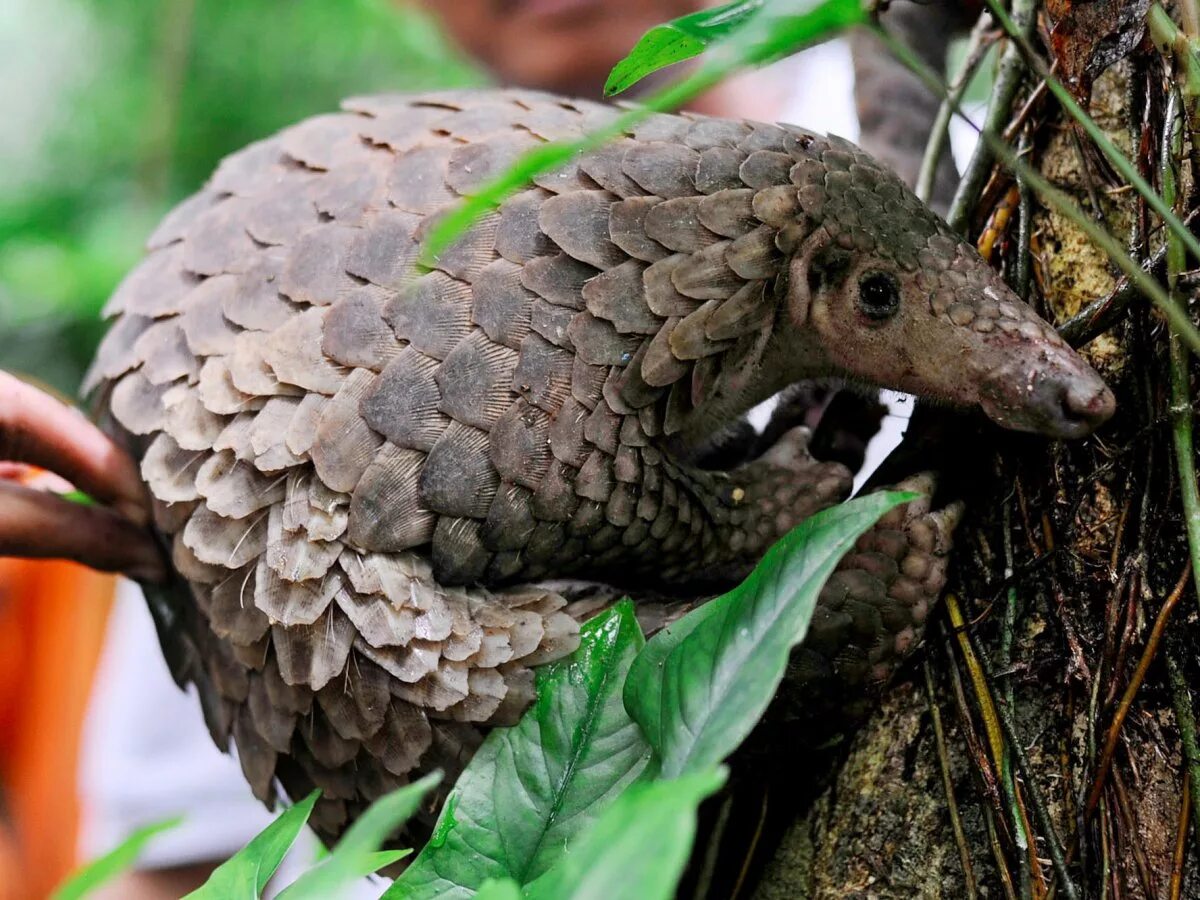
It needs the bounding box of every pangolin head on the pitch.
[784,133,1115,440]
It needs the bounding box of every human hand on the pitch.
[0,371,165,581]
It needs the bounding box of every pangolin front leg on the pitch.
[666,426,853,585]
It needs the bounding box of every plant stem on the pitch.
[996,504,1029,894]
[1184,0,1200,40]
[917,12,993,205]
[946,594,1078,900]
[947,0,1035,234]
[1015,131,1033,300]
[1152,3,1200,89]
[923,661,979,899]
[1168,647,1200,840]
[1057,241,1169,347]
[1150,5,1200,204]
[1085,565,1191,813]
[1170,771,1190,900]
[993,694,1081,900]
[1163,89,1200,609]
[1171,326,1200,600]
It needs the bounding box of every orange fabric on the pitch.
[0,559,115,899]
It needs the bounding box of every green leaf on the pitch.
[604,0,764,96]
[389,602,650,898]
[419,0,864,265]
[184,790,319,900]
[524,768,727,900]
[607,0,864,95]
[276,773,439,899]
[473,879,524,900]
[626,491,912,778]
[52,817,182,900]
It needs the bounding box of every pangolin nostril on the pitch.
[1062,381,1116,429]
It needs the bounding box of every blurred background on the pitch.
[0,0,481,396]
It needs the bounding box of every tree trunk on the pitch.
[752,6,1200,898]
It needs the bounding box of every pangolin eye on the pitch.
[857,272,901,320]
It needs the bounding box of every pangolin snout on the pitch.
[988,369,1115,440]
[1059,379,1116,436]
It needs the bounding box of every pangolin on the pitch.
[86,88,1115,841]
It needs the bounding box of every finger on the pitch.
[0,372,149,525]
[0,481,166,581]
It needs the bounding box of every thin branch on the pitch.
[1015,131,1034,299]
[1169,772,1190,900]
[948,595,1079,900]
[917,12,994,205]
[993,696,1081,900]
[924,660,980,900]
[1168,647,1200,840]
[1057,239,1169,347]
[1164,87,1200,612]
[947,0,1036,233]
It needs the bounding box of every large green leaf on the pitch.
[420,0,864,265]
[389,602,650,898]
[52,817,182,900]
[626,491,912,778]
[524,768,727,900]
[276,773,440,899]
[184,791,318,900]
[604,0,764,96]
[473,879,523,900]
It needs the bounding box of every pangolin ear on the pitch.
[788,229,849,326]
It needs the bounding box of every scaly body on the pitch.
[88,89,1113,839]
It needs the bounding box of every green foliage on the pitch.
[390,603,651,897]
[182,776,434,899]
[55,777,435,899]
[472,879,525,900]
[1,0,480,393]
[390,494,898,897]
[51,817,182,900]
[609,0,866,98]
[523,769,727,900]
[627,492,914,779]
[604,0,765,95]
[184,791,319,900]
[419,0,864,264]
[275,773,440,899]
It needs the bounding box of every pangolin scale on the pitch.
[88,88,1113,841]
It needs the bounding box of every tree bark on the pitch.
[752,7,1200,898]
